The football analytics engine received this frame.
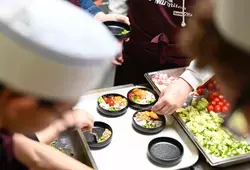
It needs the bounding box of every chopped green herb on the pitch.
[118,29,129,35]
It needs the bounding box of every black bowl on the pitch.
[97,93,129,117]
[132,110,166,134]
[83,121,113,150]
[148,137,184,166]
[103,21,131,41]
[127,88,158,110]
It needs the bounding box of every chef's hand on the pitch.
[152,78,193,115]
[61,109,94,132]
[94,12,130,66]
[36,109,94,144]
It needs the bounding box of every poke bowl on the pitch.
[83,121,113,149]
[132,110,166,134]
[97,93,129,117]
[103,21,131,41]
[127,88,158,110]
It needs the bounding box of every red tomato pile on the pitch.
[207,92,231,114]
[104,96,115,106]
[196,78,231,114]
[196,78,220,96]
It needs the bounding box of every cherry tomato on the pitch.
[209,77,216,84]
[225,102,231,108]
[209,92,218,101]
[214,97,221,103]
[197,88,204,95]
[216,85,221,91]
[207,105,214,112]
[197,86,203,90]
[222,106,229,114]
[218,101,224,107]
[214,105,222,113]
[104,97,110,103]
[223,99,228,104]
[211,101,217,106]
[208,83,214,90]
[218,95,224,101]
[109,100,115,106]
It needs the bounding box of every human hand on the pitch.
[59,109,94,132]
[152,78,193,115]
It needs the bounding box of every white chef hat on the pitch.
[213,0,250,53]
[0,0,121,101]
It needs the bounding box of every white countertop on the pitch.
[75,86,199,170]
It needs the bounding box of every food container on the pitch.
[147,137,184,166]
[103,21,131,41]
[84,121,113,150]
[132,110,166,134]
[97,93,129,117]
[127,87,158,110]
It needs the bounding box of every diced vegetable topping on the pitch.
[118,29,129,35]
[177,98,250,158]
[50,140,75,157]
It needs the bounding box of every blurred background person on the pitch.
[179,0,250,125]
[109,0,196,86]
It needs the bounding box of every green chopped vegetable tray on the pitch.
[173,97,250,167]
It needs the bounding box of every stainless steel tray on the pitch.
[173,113,250,167]
[145,68,250,167]
[53,130,98,169]
[144,67,186,94]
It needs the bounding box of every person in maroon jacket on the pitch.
[109,0,196,85]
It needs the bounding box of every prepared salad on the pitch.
[98,95,128,111]
[98,129,112,143]
[176,98,250,158]
[128,88,156,105]
[134,111,163,128]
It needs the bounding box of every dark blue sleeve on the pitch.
[79,0,102,16]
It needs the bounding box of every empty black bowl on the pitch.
[103,21,131,41]
[127,88,158,110]
[132,110,166,134]
[148,137,184,166]
[83,121,113,150]
[97,93,129,117]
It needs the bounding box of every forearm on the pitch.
[108,0,128,15]
[180,60,214,90]
[35,121,63,144]
[14,134,93,170]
